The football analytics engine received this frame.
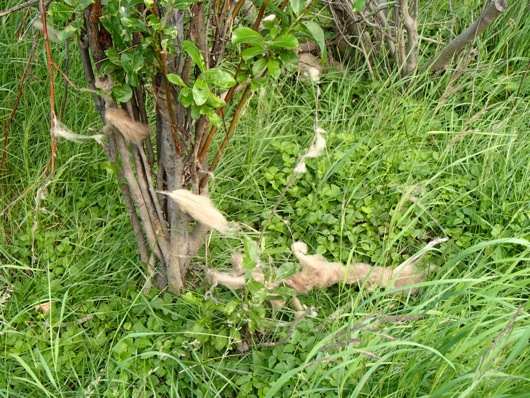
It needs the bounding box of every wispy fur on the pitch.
[54,118,105,146]
[207,253,265,289]
[294,127,327,174]
[160,189,231,234]
[105,108,150,144]
[32,19,60,43]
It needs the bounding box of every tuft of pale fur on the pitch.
[294,128,327,174]
[32,19,60,43]
[288,242,347,293]
[206,251,265,289]
[105,108,150,144]
[54,118,105,146]
[160,189,231,234]
[289,241,436,294]
[206,270,246,289]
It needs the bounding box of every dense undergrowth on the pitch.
[1,1,530,397]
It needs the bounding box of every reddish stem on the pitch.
[200,85,251,188]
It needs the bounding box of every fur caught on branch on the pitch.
[159,189,232,235]
[104,108,150,145]
[206,238,448,312]
[53,117,106,146]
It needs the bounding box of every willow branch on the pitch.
[114,131,169,264]
[107,135,150,264]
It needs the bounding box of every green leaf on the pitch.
[267,59,281,79]
[223,300,239,316]
[164,0,199,9]
[203,68,236,88]
[279,50,298,70]
[354,0,366,12]
[267,4,289,25]
[251,76,269,90]
[268,34,299,50]
[232,27,265,48]
[126,72,139,87]
[214,330,227,351]
[167,73,187,87]
[302,21,327,62]
[206,92,226,108]
[112,83,133,103]
[243,235,259,271]
[65,0,94,11]
[236,72,248,83]
[105,47,121,66]
[201,106,223,127]
[192,76,209,105]
[182,40,206,73]
[242,46,265,61]
[121,51,134,74]
[247,280,265,295]
[99,161,118,175]
[48,2,73,21]
[121,17,150,34]
[179,87,193,106]
[289,0,304,16]
[191,104,201,119]
[132,48,144,72]
[252,57,268,77]
[181,291,202,305]
[207,112,222,127]
[56,19,83,43]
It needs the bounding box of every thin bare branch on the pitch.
[0,0,39,17]
[398,0,418,76]
[428,0,509,73]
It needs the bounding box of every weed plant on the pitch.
[1,1,530,397]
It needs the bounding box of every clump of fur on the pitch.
[205,238,447,313]
[159,189,232,235]
[286,242,351,293]
[288,241,443,295]
[105,108,150,145]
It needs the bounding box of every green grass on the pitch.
[2,1,530,397]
